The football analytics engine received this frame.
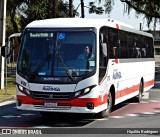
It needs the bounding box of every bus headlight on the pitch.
[74,85,96,98]
[74,91,82,97]
[84,88,90,94]
[18,84,24,91]
[17,84,30,96]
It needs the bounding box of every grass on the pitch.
[7,62,17,67]
[0,77,16,101]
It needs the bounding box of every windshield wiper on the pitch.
[56,51,75,81]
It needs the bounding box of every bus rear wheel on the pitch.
[135,81,143,102]
[98,91,112,118]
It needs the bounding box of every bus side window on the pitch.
[99,34,106,66]
[99,27,108,83]
[147,38,154,58]
[142,48,146,57]
[119,30,128,58]
[136,48,141,58]
[108,28,118,58]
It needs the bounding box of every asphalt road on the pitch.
[0,89,159,127]
[0,77,160,137]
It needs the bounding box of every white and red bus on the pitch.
[15,18,155,117]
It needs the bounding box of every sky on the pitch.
[73,0,160,31]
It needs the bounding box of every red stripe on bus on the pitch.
[116,84,139,99]
[144,80,154,88]
[17,94,108,107]
[115,79,154,99]
[116,24,119,29]
[17,80,154,107]
[115,59,119,64]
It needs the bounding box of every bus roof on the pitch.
[26,18,152,38]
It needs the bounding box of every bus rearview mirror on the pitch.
[1,46,11,58]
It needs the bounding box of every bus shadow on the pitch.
[111,98,138,113]
[27,112,96,127]
[17,95,147,128]
[36,98,139,127]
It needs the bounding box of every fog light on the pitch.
[86,102,94,110]
[17,100,22,107]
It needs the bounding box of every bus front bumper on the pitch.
[16,95,108,114]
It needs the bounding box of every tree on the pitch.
[81,0,85,18]
[6,0,79,36]
[89,0,113,15]
[94,0,160,28]
[13,0,76,31]
[120,0,160,27]
[6,0,24,34]
[89,2,104,15]
[52,0,57,18]
[69,0,73,17]
[76,1,104,18]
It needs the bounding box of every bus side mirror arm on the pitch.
[1,46,12,58]
[1,42,20,58]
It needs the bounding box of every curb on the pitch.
[0,95,16,103]
[0,96,16,107]
[0,100,16,107]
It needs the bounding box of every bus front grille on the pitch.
[30,91,73,100]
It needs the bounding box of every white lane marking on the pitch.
[2,113,35,118]
[140,101,148,103]
[129,103,138,104]
[150,100,159,102]
[2,115,16,118]
[95,118,109,121]
[142,112,155,115]
[110,116,124,119]
[125,114,139,117]
[20,113,35,116]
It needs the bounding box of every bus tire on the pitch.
[135,81,143,102]
[98,91,112,118]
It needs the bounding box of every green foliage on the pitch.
[120,0,160,28]
[93,0,160,28]
[6,0,160,36]
[0,77,16,100]
[89,0,114,15]
[6,0,78,36]
[6,0,24,37]
[89,2,104,15]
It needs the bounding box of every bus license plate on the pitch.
[44,102,57,107]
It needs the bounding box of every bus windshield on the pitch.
[17,30,96,79]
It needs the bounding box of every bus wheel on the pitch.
[98,92,112,118]
[136,81,143,102]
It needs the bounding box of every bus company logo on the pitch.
[49,94,54,99]
[113,69,122,80]
[43,86,60,91]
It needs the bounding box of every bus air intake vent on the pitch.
[30,91,73,100]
